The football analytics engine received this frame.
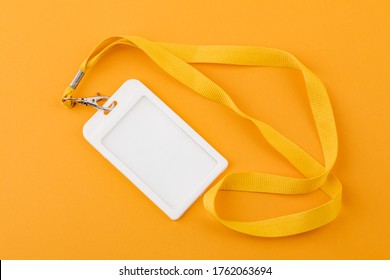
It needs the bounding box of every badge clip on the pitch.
[62,95,114,111]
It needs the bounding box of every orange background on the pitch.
[1,0,389,259]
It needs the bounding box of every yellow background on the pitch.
[1,0,389,259]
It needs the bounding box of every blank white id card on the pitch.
[83,79,228,220]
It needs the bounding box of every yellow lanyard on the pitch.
[62,36,342,237]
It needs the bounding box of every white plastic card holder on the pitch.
[83,79,228,220]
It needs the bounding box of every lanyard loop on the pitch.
[63,36,342,237]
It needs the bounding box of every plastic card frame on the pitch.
[83,80,228,219]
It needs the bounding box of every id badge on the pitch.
[83,79,228,219]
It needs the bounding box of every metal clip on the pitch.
[62,95,115,111]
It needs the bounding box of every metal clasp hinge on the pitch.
[62,95,115,111]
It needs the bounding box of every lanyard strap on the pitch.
[62,36,342,237]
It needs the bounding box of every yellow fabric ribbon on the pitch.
[62,36,342,237]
